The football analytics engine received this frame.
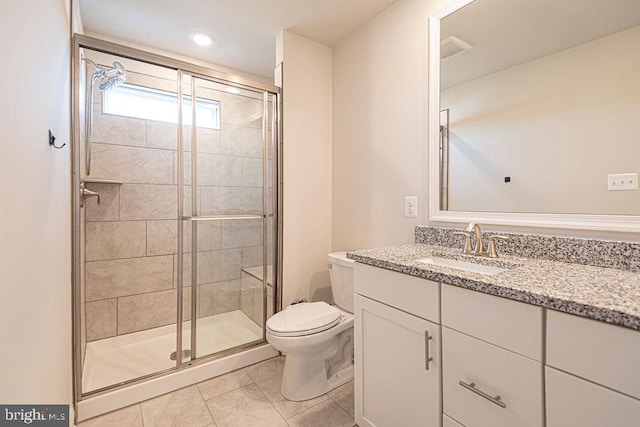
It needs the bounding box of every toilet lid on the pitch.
[266,302,342,337]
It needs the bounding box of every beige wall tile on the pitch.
[147,220,195,256]
[92,113,146,147]
[241,246,264,268]
[195,127,222,154]
[197,249,242,284]
[168,126,221,154]
[91,143,173,184]
[198,279,241,317]
[86,255,173,301]
[146,120,177,150]
[241,157,264,187]
[147,220,177,256]
[85,183,120,222]
[221,125,263,158]
[219,93,264,129]
[120,184,177,220]
[221,219,263,249]
[117,287,191,334]
[86,299,117,342]
[126,71,177,93]
[196,154,241,186]
[200,186,262,215]
[196,220,222,251]
[85,221,146,261]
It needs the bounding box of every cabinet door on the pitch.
[546,367,640,427]
[355,294,441,427]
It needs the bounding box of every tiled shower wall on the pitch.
[84,69,272,342]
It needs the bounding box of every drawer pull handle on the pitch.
[459,380,507,409]
[424,331,433,371]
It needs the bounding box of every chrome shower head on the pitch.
[95,61,126,91]
[83,58,127,176]
[85,59,127,91]
[97,72,126,91]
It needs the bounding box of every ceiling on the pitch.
[78,0,399,80]
[441,0,640,89]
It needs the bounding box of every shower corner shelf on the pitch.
[83,178,124,185]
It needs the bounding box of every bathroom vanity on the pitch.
[350,231,640,427]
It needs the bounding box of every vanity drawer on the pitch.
[547,310,640,399]
[354,263,439,322]
[546,366,640,427]
[442,327,543,427]
[442,284,543,360]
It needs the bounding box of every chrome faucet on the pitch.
[452,222,509,258]
[465,222,486,256]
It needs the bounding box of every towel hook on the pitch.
[49,129,66,149]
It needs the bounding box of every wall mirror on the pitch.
[428,0,640,232]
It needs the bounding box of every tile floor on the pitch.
[78,356,355,427]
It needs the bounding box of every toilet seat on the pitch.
[266,302,342,337]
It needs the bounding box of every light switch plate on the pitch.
[607,173,638,191]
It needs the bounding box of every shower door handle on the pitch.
[80,181,101,207]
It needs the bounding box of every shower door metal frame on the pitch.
[71,34,282,404]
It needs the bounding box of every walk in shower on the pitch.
[72,36,281,421]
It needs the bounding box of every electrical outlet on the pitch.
[607,173,638,191]
[405,196,418,218]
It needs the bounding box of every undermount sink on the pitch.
[416,256,509,276]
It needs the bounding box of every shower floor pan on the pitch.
[82,310,263,393]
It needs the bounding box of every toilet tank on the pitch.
[328,251,355,313]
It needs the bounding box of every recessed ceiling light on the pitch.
[190,32,214,47]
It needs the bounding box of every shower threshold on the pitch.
[82,310,262,393]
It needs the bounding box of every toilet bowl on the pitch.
[266,252,355,401]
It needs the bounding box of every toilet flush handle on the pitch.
[327,263,333,269]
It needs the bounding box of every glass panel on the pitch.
[81,49,180,393]
[187,77,269,358]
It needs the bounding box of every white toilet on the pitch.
[266,251,355,401]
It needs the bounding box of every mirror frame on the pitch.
[428,0,640,233]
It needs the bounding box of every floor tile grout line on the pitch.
[197,383,219,427]
[196,374,257,404]
[137,403,145,427]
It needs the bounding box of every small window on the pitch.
[103,84,220,129]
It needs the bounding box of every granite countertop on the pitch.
[347,244,640,331]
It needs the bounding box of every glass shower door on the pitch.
[177,75,276,360]
[79,49,182,393]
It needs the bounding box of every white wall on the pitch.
[443,26,640,215]
[0,0,73,413]
[276,32,333,306]
[332,0,451,250]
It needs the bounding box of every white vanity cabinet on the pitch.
[353,260,640,427]
[441,284,544,427]
[546,310,640,426]
[354,264,441,427]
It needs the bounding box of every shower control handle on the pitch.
[80,181,101,207]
